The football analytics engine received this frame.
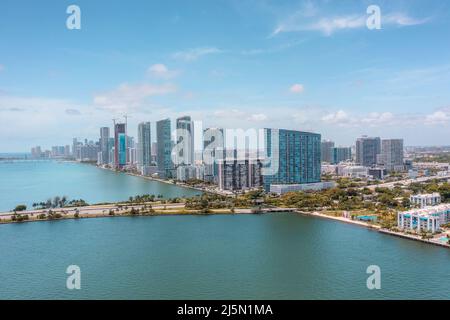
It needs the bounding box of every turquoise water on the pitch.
[0,160,201,211]
[1,161,449,299]
[0,213,449,299]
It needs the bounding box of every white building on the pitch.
[270,181,337,195]
[410,193,441,208]
[336,164,369,178]
[378,139,404,172]
[321,164,338,175]
[397,203,450,233]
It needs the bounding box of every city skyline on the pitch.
[2,0,450,151]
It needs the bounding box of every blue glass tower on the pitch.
[156,118,173,178]
[263,128,321,191]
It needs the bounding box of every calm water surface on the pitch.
[0,161,449,299]
[0,214,449,299]
[0,160,201,211]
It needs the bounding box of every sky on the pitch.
[1,0,450,152]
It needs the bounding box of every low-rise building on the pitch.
[410,193,441,208]
[397,203,450,233]
[368,167,386,180]
[176,165,205,182]
[337,164,369,178]
[321,164,338,175]
[270,181,336,195]
[141,165,159,176]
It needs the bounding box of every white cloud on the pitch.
[172,47,222,61]
[425,110,450,125]
[65,108,81,116]
[147,63,178,79]
[93,83,177,112]
[361,112,395,126]
[308,15,366,36]
[248,113,267,122]
[272,10,430,36]
[321,110,353,125]
[384,13,430,26]
[322,110,400,127]
[290,83,304,94]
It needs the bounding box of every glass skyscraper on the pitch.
[332,146,352,164]
[114,123,126,169]
[355,136,381,167]
[137,122,152,167]
[99,127,110,165]
[263,128,321,191]
[156,118,173,178]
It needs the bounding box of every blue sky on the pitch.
[1,0,450,151]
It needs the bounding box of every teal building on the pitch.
[263,128,321,192]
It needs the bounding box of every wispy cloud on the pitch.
[271,7,430,36]
[65,108,81,116]
[147,63,179,79]
[425,108,450,125]
[93,83,177,112]
[172,47,222,61]
[290,83,305,94]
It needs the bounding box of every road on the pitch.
[0,202,186,220]
[365,174,450,190]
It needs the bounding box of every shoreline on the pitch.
[94,164,213,194]
[297,210,381,230]
[297,210,450,249]
[1,203,448,249]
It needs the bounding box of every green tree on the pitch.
[14,204,27,212]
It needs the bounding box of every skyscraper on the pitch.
[156,118,173,178]
[217,158,263,191]
[137,122,152,168]
[332,147,352,164]
[203,127,225,182]
[379,139,404,172]
[99,127,110,165]
[114,122,127,169]
[355,136,381,167]
[321,140,335,163]
[263,128,321,192]
[175,116,194,166]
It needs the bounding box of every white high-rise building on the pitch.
[176,116,194,166]
[99,127,110,165]
[379,139,404,172]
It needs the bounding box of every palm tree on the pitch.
[53,196,61,208]
[60,196,68,208]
